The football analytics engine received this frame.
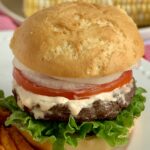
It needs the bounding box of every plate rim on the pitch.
[139,27,150,41]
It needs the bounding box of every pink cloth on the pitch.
[144,45,150,61]
[0,13,150,62]
[0,12,17,30]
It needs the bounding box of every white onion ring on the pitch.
[13,58,126,90]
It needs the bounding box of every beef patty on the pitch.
[13,81,136,122]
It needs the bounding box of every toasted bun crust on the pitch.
[10,2,144,78]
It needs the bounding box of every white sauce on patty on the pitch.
[13,80,133,119]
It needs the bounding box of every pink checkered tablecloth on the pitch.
[0,12,150,62]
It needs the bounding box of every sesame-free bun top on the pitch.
[10,2,144,78]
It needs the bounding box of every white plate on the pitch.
[0,31,150,150]
[139,27,150,41]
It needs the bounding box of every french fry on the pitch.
[8,127,34,150]
[20,129,52,150]
[0,109,10,125]
[0,145,5,150]
[0,126,17,150]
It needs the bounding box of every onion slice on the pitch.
[14,58,126,90]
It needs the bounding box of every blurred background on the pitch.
[0,0,150,60]
[0,0,150,27]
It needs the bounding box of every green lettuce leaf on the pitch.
[0,90,5,98]
[0,95,19,112]
[0,87,146,150]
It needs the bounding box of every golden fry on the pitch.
[8,127,34,150]
[0,109,10,125]
[0,145,5,150]
[0,126,17,150]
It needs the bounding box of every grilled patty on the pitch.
[13,82,135,122]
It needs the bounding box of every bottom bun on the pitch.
[66,137,112,150]
[17,118,139,150]
[19,129,132,150]
[20,129,112,150]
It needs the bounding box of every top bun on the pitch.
[10,2,144,78]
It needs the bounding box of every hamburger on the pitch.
[0,2,146,150]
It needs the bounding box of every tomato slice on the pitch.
[13,68,132,99]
